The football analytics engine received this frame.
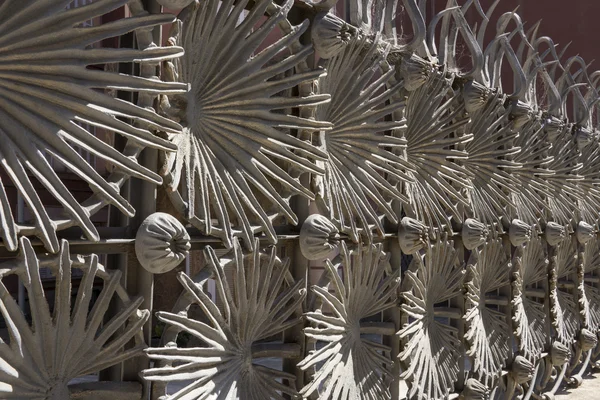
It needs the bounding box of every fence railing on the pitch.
[1,0,600,399]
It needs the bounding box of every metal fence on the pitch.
[0,0,600,399]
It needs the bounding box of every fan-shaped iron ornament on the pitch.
[0,0,185,252]
[510,118,553,226]
[464,239,512,387]
[0,237,148,399]
[142,238,305,399]
[512,234,549,362]
[545,130,583,228]
[550,237,580,345]
[401,71,471,233]
[577,136,600,228]
[581,236,600,332]
[462,83,520,230]
[159,0,331,249]
[1,0,600,399]
[399,236,465,399]
[314,36,412,242]
[299,242,400,399]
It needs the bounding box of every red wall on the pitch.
[452,0,600,71]
[496,0,600,67]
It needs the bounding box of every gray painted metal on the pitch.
[1,0,600,399]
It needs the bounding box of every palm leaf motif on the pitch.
[314,37,412,242]
[299,243,400,399]
[545,130,583,226]
[462,90,520,229]
[0,237,148,399]
[464,239,511,386]
[580,236,600,331]
[550,238,580,344]
[0,0,185,252]
[160,0,331,249]
[577,138,600,227]
[402,71,472,232]
[512,235,549,362]
[510,119,553,226]
[142,238,305,399]
[399,237,465,399]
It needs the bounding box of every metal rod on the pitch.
[17,193,25,313]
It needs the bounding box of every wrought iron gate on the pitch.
[1,0,600,399]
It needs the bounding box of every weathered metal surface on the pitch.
[299,242,400,399]
[0,0,185,252]
[159,0,330,249]
[0,238,147,399]
[135,212,190,274]
[1,0,600,399]
[142,238,305,398]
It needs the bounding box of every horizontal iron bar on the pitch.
[557,281,576,290]
[484,295,509,306]
[359,321,397,336]
[0,239,135,257]
[525,288,547,298]
[433,307,462,319]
